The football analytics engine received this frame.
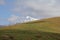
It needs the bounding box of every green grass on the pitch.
[0,17,60,40]
[0,30,60,40]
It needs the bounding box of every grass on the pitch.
[0,17,60,40]
[0,30,60,40]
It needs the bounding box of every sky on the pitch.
[0,0,60,25]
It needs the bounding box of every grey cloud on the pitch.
[0,0,5,5]
[11,0,60,19]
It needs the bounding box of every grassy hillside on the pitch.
[0,17,60,40]
[1,17,60,33]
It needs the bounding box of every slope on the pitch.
[0,17,60,40]
[1,17,60,33]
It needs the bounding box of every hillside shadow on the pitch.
[0,30,60,40]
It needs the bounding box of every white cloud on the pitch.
[0,0,5,5]
[8,15,38,24]
[8,15,20,24]
[24,16,38,22]
[11,0,60,19]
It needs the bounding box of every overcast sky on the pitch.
[0,0,60,25]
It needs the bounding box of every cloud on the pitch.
[8,15,20,24]
[11,0,60,19]
[8,15,38,24]
[0,0,5,5]
[24,16,38,22]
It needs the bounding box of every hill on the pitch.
[0,17,60,40]
[1,17,60,33]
